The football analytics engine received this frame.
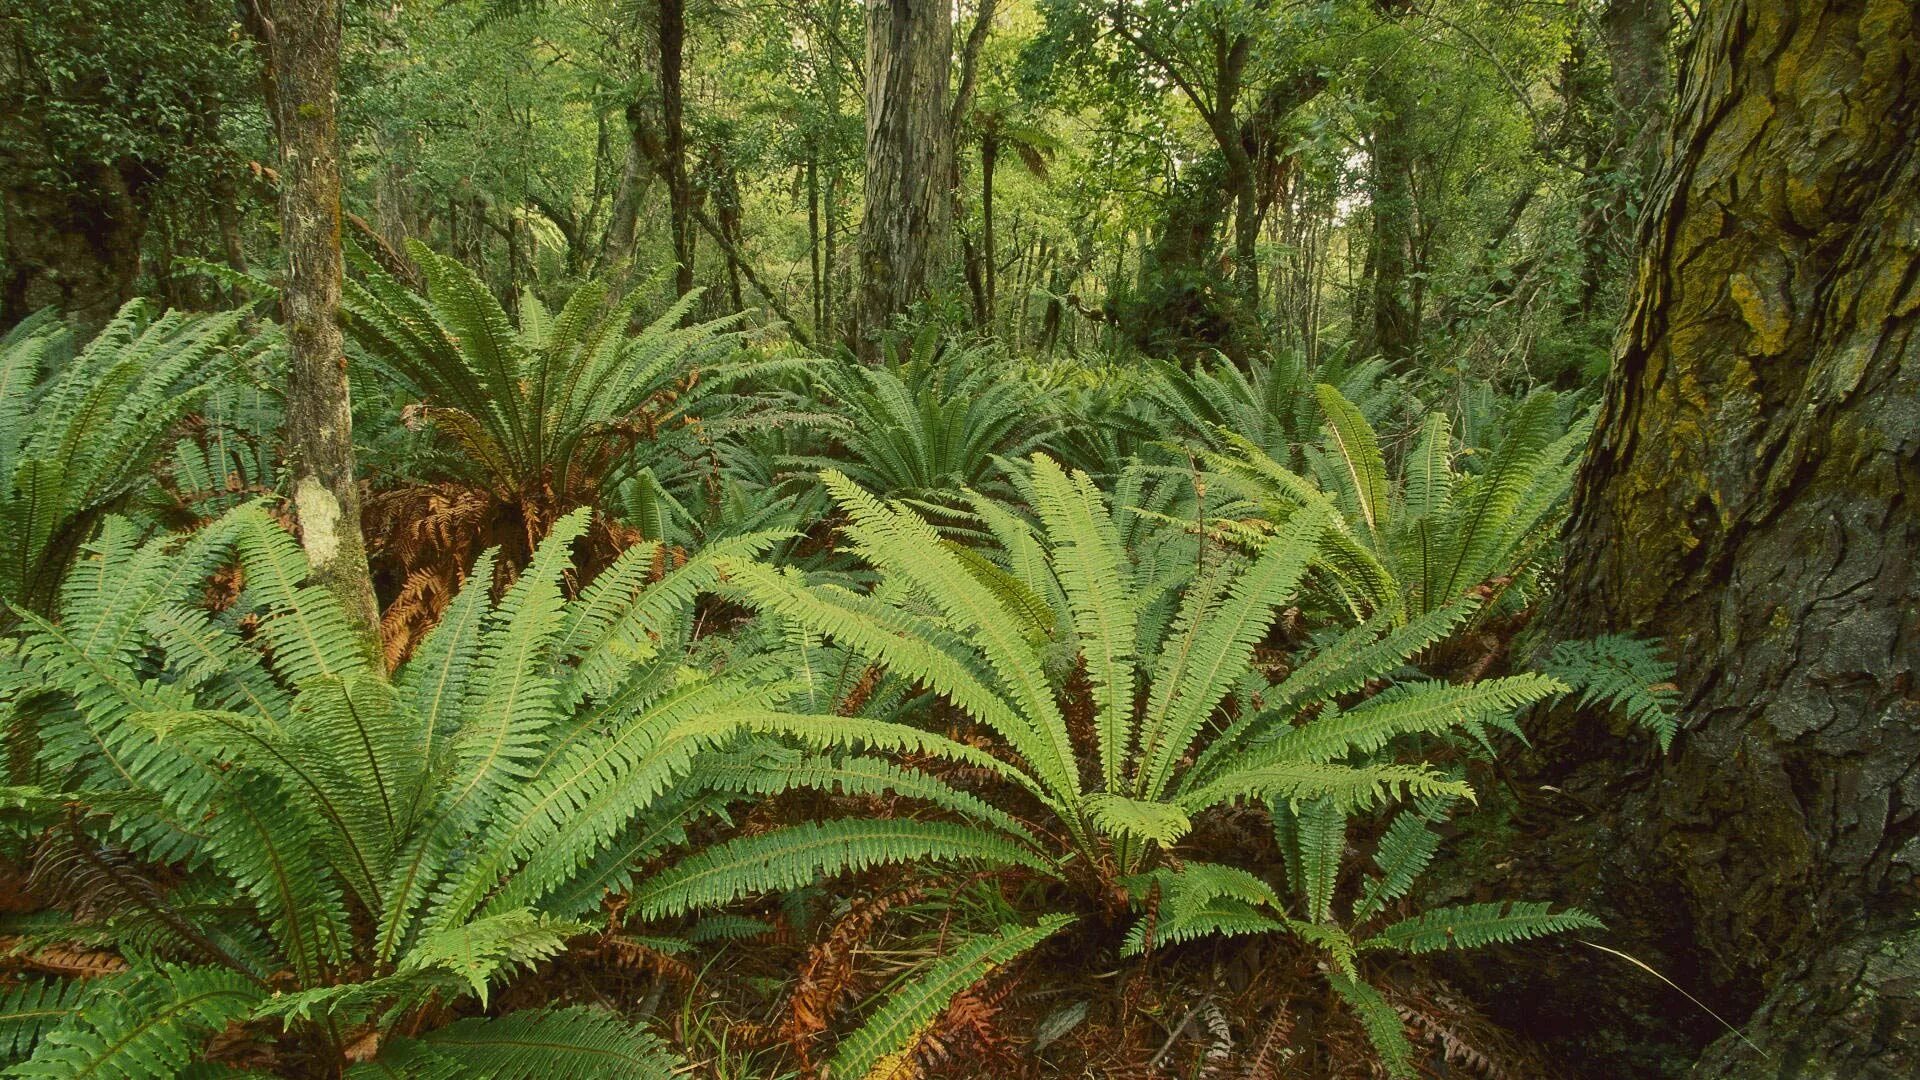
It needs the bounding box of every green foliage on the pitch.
[793,329,1055,512]
[3,966,261,1080]
[1540,634,1681,749]
[827,915,1074,1079]
[0,504,824,1075]
[1148,351,1403,467]
[1208,385,1593,624]
[345,243,777,502]
[0,303,244,615]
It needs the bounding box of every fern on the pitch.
[1205,386,1592,626]
[4,966,262,1080]
[0,981,86,1065]
[633,819,1052,919]
[1364,901,1604,954]
[1540,634,1681,750]
[1328,972,1415,1079]
[373,1008,683,1079]
[0,303,246,617]
[827,915,1073,1080]
[0,504,874,1073]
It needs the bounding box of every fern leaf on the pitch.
[827,915,1073,1080]
[6,966,262,1080]
[632,819,1052,919]
[1364,901,1604,954]
[1328,972,1414,1079]
[1314,384,1392,548]
[383,1007,683,1079]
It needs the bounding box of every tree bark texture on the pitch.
[660,0,694,300]
[1578,0,1674,313]
[1363,76,1417,363]
[267,0,382,654]
[1508,2,1920,1075]
[855,0,952,358]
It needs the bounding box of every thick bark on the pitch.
[855,0,952,357]
[1504,2,1920,1075]
[265,0,382,654]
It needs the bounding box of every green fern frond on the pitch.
[1540,635,1680,750]
[6,966,262,1080]
[397,911,587,1007]
[1352,809,1445,922]
[827,915,1073,1080]
[377,1007,683,1079]
[1085,793,1191,846]
[0,980,87,1064]
[632,819,1053,919]
[1364,901,1604,954]
[1328,972,1415,1079]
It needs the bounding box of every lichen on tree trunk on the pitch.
[1498,1,1920,1075]
[268,0,382,658]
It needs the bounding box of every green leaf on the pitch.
[828,915,1073,1080]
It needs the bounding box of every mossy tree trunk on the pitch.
[1509,1,1920,1074]
[855,0,952,358]
[265,0,382,655]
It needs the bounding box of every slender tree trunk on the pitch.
[596,140,650,280]
[855,0,952,357]
[1500,3,1920,1075]
[1577,0,1673,314]
[659,0,694,300]
[265,0,381,653]
[808,143,823,332]
[981,129,997,326]
[1364,78,1416,362]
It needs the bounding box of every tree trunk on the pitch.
[1363,76,1416,363]
[981,130,997,327]
[808,143,823,332]
[1577,0,1673,314]
[855,0,952,358]
[1507,2,1920,1075]
[659,0,694,299]
[266,0,381,655]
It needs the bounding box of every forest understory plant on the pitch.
[343,243,808,665]
[0,503,845,1077]
[0,303,249,620]
[643,455,1583,1075]
[1206,384,1593,637]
